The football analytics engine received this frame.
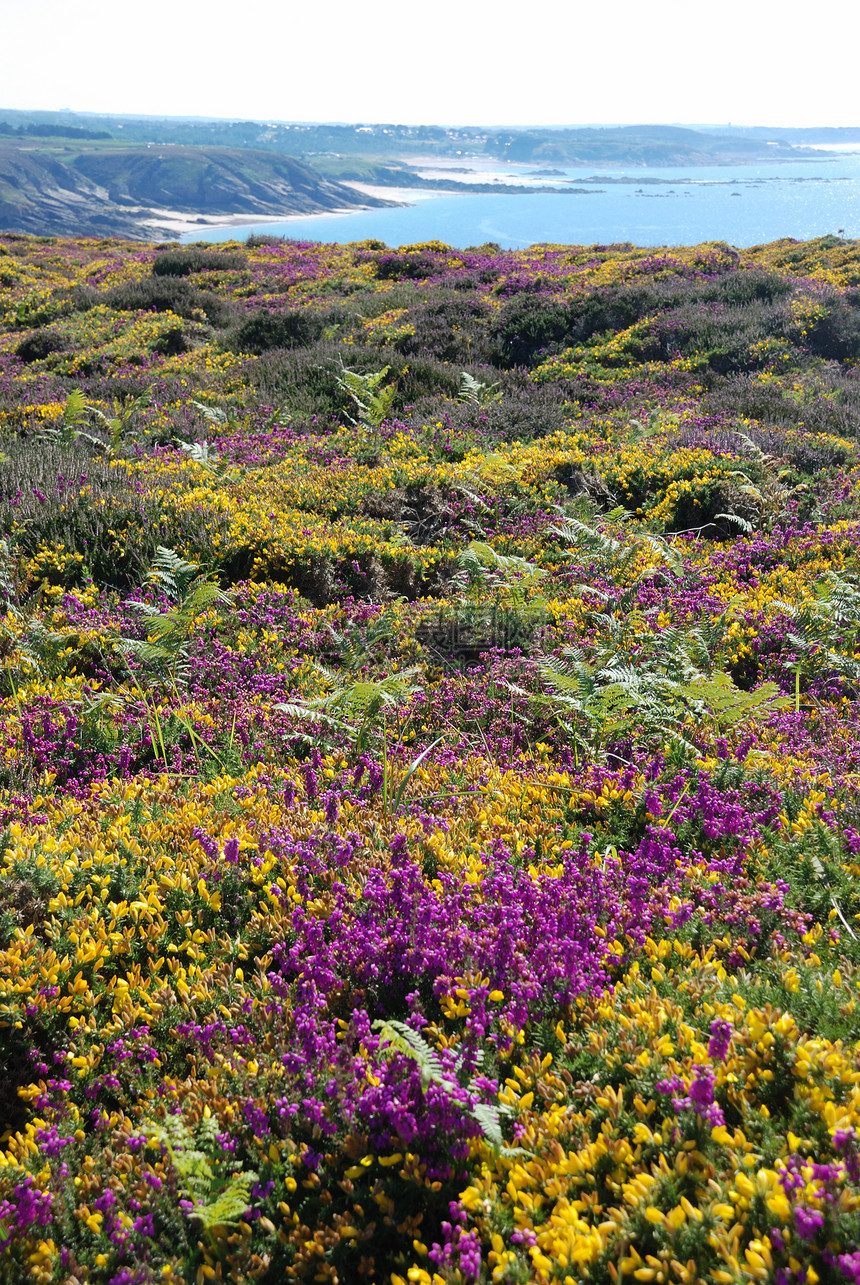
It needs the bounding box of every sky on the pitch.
[2,0,857,129]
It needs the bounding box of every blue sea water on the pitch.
[180,152,860,250]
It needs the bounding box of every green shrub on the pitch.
[475,383,569,441]
[150,326,191,356]
[490,294,574,367]
[245,341,346,418]
[152,247,245,277]
[58,284,103,313]
[375,251,444,281]
[490,287,660,367]
[345,286,433,318]
[704,371,860,439]
[246,341,462,420]
[701,269,793,307]
[395,297,493,363]
[802,293,860,361]
[244,233,287,247]
[230,309,329,354]
[104,277,232,326]
[14,329,68,363]
[387,354,462,405]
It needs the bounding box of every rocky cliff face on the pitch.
[0,144,397,238]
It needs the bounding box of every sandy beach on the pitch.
[136,186,437,238]
[137,206,385,237]
[159,185,455,240]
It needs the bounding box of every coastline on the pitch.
[136,207,310,236]
[167,185,450,240]
[139,186,431,238]
[170,154,860,248]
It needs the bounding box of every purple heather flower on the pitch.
[838,1252,860,1283]
[708,1018,732,1062]
[794,1206,824,1241]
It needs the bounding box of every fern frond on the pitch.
[274,702,350,730]
[715,511,754,534]
[683,672,789,728]
[373,1020,450,1089]
[185,580,230,612]
[190,400,230,426]
[144,1116,258,1231]
[63,388,88,425]
[336,363,395,427]
[178,438,225,474]
[639,532,683,572]
[118,639,173,666]
[151,546,200,598]
[470,1102,505,1150]
[458,371,485,404]
[189,1173,258,1231]
[540,654,591,696]
[458,371,499,406]
[550,518,622,556]
[127,600,162,618]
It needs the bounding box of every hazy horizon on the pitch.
[3,108,860,134]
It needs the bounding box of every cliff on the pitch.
[0,143,398,238]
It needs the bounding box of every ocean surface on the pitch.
[180,151,860,250]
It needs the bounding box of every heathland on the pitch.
[2,232,860,1282]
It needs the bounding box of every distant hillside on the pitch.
[487,124,807,165]
[712,124,860,144]
[0,120,111,140]
[0,143,397,238]
[0,109,832,168]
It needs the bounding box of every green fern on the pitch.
[44,386,155,454]
[451,453,526,514]
[189,398,247,433]
[714,511,755,535]
[471,1102,506,1152]
[683,672,789,729]
[775,573,860,693]
[15,620,80,680]
[120,548,232,685]
[539,616,788,761]
[638,531,683,573]
[325,601,407,674]
[63,388,88,428]
[39,388,96,446]
[550,516,624,560]
[372,1020,523,1156]
[374,1019,449,1088]
[0,535,22,619]
[276,667,421,755]
[145,1115,258,1235]
[458,371,500,406]
[279,603,419,747]
[88,386,154,455]
[815,572,860,628]
[178,438,245,489]
[336,362,396,428]
[146,546,204,602]
[551,514,686,583]
[455,541,547,608]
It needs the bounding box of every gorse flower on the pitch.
[1,229,860,1283]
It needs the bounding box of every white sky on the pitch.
[2,0,857,129]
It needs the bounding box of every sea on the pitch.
[179,149,860,250]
